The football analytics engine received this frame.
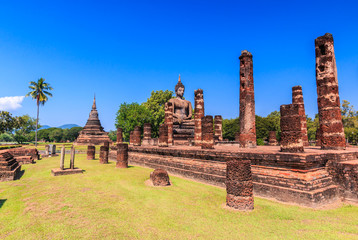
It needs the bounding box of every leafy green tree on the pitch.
[0,111,16,133]
[12,115,37,143]
[0,133,15,142]
[49,128,63,142]
[222,118,240,141]
[341,100,358,128]
[65,127,83,142]
[115,102,151,141]
[142,90,173,137]
[26,78,53,147]
[108,130,117,142]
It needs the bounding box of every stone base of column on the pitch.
[226,194,254,211]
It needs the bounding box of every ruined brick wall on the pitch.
[132,126,141,146]
[7,147,39,161]
[292,86,309,146]
[194,89,204,146]
[87,145,95,160]
[159,124,168,147]
[201,115,214,149]
[268,131,278,146]
[239,50,256,148]
[116,128,123,143]
[164,102,173,146]
[226,158,254,211]
[315,33,346,150]
[116,143,128,168]
[214,115,223,142]
[280,104,304,152]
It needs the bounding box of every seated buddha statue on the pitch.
[168,75,193,124]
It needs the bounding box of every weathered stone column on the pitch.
[116,143,128,168]
[280,104,304,152]
[87,145,95,160]
[159,124,168,147]
[132,126,141,146]
[45,145,49,156]
[70,146,75,169]
[226,158,254,211]
[239,50,256,148]
[52,145,56,155]
[194,89,205,146]
[292,86,309,146]
[116,128,123,143]
[214,115,223,142]
[201,115,214,149]
[315,33,346,150]
[164,102,173,146]
[129,131,134,145]
[60,146,65,170]
[99,142,109,164]
[142,123,152,145]
[268,131,278,146]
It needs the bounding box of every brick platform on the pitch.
[109,145,358,207]
[0,150,21,181]
[7,147,39,164]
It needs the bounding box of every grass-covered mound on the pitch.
[0,154,357,239]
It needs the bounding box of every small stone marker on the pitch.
[52,145,57,155]
[60,146,65,170]
[51,145,83,176]
[116,143,128,168]
[45,145,50,156]
[150,169,170,186]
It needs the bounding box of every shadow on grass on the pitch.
[15,169,25,180]
[0,199,6,209]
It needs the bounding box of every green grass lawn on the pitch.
[0,154,358,239]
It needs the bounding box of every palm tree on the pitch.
[26,78,53,147]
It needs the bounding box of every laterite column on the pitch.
[99,141,109,164]
[132,126,141,146]
[239,50,256,148]
[201,115,214,149]
[87,145,95,160]
[315,33,345,150]
[194,89,205,146]
[164,102,173,146]
[226,158,254,211]
[116,143,128,168]
[116,128,123,143]
[292,86,309,146]
[280,104,304,152]
[159,124,168,147]
[214,115,223,142]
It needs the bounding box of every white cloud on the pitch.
[0,96,25,111]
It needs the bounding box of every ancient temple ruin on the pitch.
[74,96,112,145]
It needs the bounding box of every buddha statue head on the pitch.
[175,75,185,99]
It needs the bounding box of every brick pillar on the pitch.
[226,158,254,211]
[116,143,128,168]
[60,146,65,170]
[201,115,214,149]
[99,142,109,164]
[159,124,168,147]
[239,50,256,148]
[292,86,309,146]
[164,102,173,146]
[143,123,151,140]
[315,33,346,150]
[129,131,134,145]
[214,115,223,142]
[116,128,123,143]
[70,146,75,169]
[280,104,304,152]
[268,131,278,146]
[194,89,205,146]
[87,145,95,160]
[132,126,141,146]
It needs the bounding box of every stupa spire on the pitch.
[92,94,96,110]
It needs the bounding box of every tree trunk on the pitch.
[35,103,39,147]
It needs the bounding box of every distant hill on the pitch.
[58,124,81,129]
[39,124,81,130]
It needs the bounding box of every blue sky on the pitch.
[0,1,357,131]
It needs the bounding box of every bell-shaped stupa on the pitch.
[74,96,112,145]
